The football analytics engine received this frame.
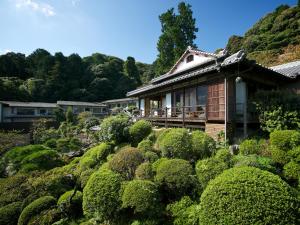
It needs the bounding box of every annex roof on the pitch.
[0,101,57,108]
[57,101,106,107]
[270,61,300,78]
[102,97,137,104]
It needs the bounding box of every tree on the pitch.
[155,2,198,75]
[124,56,141,86]
[65,107,74,124]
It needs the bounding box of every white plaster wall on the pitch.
[140,98,145,116]
[236,81,246,114]
[166,93,172,116]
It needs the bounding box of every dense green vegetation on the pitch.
[0,110,299,224]
[226,4,300,66]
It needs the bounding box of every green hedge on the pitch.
[0,201,22,225]
[270,130,300,151]
[129,120,152,147]
[121,180,160,215]
[82,169,122,222]
[191,130,216,160]
[239,139,263,155]
[108,147,144,180]
[199,167,300,225]
[137,139,154,152]
[18,196,57,225]
[135,162,154,180]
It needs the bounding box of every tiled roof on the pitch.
[0,101,57,108]
[57,101,106,107]
[102,97,137,104]
[270,61,300,78]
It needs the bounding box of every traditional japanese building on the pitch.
[127,47,300,140]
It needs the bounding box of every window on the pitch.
[197,86,208,105]
[186,55,194,63]
[17,108,35,115]
[93,108,102,114]
[39,109,46,115]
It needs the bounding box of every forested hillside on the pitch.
[226,4,300,66]
[0,50,155,102]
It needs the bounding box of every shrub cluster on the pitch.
[129,120,152,146]
[191,130,216,160]
[57,190,83,217]
[239,139,263,155]
[135,162,154,180]
[0,201,22,225]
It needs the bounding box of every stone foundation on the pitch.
[205,122,225,140]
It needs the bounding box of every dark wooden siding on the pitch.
[207,81,225,121]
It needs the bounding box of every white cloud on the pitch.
[15,0,55,17]
[0,49,12,55]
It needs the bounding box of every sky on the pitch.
[0,0,297,63]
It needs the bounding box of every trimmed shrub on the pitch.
[151,157,168,172]
[129,120,152,146]
[131,219,160,225]
[98,114,131,144]
[58,190,83,217]
[45,139,57,148]
[137,139,154,152]
[167,196,200,225]
[144,151,159,163]
[195,158,228,189]
[159,128,193,160]
[154,129,171,150]
[270,146,289,165]
[239,139,263,155]
[0,201,22,225]
[56,138,70,153]
[191,130,216,160]
[199,167,300,225]
[79,168,96,188]
[135,162,154,180]
[288,146,300,162]
[284,161,300,181]
[270,130,300,151]
[20,150,64,172]
[233,154,277,173]
[155,159,195,199]
[27,208,61,225]
[108,147,144,180]
[122,180,160,215]
[215,148,232,166]
[82,169,122,222]
[18,196,57,225]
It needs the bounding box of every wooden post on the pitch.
[165,107,168,128]
[224,77,227,142]
[183,89,185,127]
[243,84,248,138]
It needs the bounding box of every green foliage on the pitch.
[122,180,160,215]
[199,167,300,225]
[135,162,154,180]
[66,107,75,124]
[18,196,57,225]
[32,120,59,144]
[124,56,141,86]
[151,157,169,172]
[98,114,131,144]
[0,130,29,156]
[144,151,159,163]
[108,147,144,180]
[82,169,122,222]
[137,139,154,152]
[215,148,232,166]
[239,139,263,155]
[58,190,83,217]
[129,120,152,147]
[270,130,300,151]
[226,35,244,54]
[159,128,193,160]
[56,137,82,153]
[27,208,61,225]
[155,159,196,199]
[284,160,300,181]
[45,138,57,148]
[155,2,198,75]
[0,201,22,225]
[167,196,200,225]
[191,130,216,161]
[195,158,228,189]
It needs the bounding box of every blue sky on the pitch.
[0,0,297,63]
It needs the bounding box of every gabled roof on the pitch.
[270,61,300,78]
[57,101,106,107]
[0,101,57,108]
[102,97,137,104]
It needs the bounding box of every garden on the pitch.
[0,107,299,225]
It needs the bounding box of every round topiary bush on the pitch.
[270,130,300,151]
[108,147,144,180]
[129,120,152,147]
[82,169,123,222]
[151,157,169,172]
[199,167,300,225]
[57,190,83,217]
[239,139,262,155]
[154,129,171,150]
[215,148,232,166]
[144,151,159,163]
[135,162,154,180]
[159,128,193,160]
[138,139,154,152]
[155,159,196,199]
[270,146,290,165]
[0,201,22,225]
[195,158,228,189]
[18,196,57,225]
[283,160,300,181]
[191,130,216,160]
[122,180,160,215]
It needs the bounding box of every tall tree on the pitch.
[124,56,141,86]
[155,2,198,75]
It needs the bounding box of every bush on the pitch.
[270,130,300,151]
[122,180,160,215]
[283,160,300,181]
[191,131,216,160]
[159,128,193,160]
[215,149,232,166]
[144,151,159,163]
[27,208,61,225]
[56,138,81,153]
[151,157,168,172]
[135,162,154,180]
[108,147,144,180]
[0,201,22,225]
[201,167,300,224]
[239,139,263,155]
[18,196,57,225]
[98,114,131,144]
[167,196,200,225]
[58,190,83,217]
[154,129,171,150]
[195,158,228,189]
[45,139,57,148]
[155,159,196,199]
[137,139,154,152]
[20,150,64,172]
[82,169,122,222]
[129,120,152,147]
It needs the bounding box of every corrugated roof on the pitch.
[0,101,57,108]
[270,61,300,78]
[102,97,137,104]
[57,101,106,107]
